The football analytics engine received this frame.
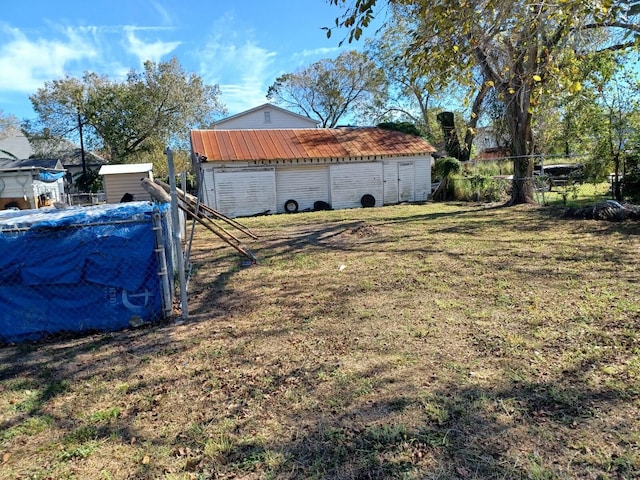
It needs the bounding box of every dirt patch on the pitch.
[350,223,381,237]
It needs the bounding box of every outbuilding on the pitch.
[99,163,154,204]
[0,158,66,210]
[190,127,436,218]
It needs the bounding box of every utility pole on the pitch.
[77,110,87,191]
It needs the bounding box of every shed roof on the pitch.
[191,127,436,162]
[99,163,153,175]
[0,158,64,171]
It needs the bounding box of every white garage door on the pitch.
[214,167,276,218]
[276,166,330,213]
[330,163,384,209]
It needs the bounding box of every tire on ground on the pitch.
[313,200,332,211]
[284,199,299,213]
[361,194,375,208]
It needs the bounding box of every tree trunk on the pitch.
[506,89,535,205]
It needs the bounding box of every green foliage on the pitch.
[449,175,510,202]
[376,121,422,136]
[555,175,583,206]
[433,157,460,180]
[329,0,640,204]
[73,168,103,193]
[621,166,640,201]
[474,160,513,177]
[583,154,611,185]
[29,57,226,164]
[363,11,451,140]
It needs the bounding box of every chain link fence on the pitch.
[0,201,174,344]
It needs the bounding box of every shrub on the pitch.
[448,175,510,202]
[622,167,640,202]
[433,157,461,181]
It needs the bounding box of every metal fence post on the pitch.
[165,148,188,321]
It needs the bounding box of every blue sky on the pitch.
[0,0,381,122]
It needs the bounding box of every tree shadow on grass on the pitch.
[214,360,639,479]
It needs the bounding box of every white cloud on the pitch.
[123,26,181,65]
[293,46,340,59]
[0,24,97,92]
[198,24,277,114]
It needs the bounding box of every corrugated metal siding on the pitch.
[330,163,384,209]
[214,167,276,218]
[276,166,329,213]
[104,172,153,204]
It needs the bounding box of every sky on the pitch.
[0,0,382,123]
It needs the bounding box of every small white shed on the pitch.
[191,128,436,218]
[99,163,153,204]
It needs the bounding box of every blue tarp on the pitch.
[0,202,172,343]
[38,171,66,182]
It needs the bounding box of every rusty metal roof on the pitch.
[190,128,436,162]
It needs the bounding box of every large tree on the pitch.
[0,110,21,159]
[364,11,440,139]
[266,50,385,128]
[590,64,640,199]
[328,0,640,204]
[29,57,226,164]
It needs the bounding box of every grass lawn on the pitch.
[537,182,614,207]
[1,201,639,479]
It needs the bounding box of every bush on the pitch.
[622,167,640,202]
[433,157,461,181]
[448,175,510,202]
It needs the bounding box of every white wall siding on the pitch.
[215,108,318,130]
[329,163,384,210]
[198,154,432,217]
[200,166,217,210]
[275,166,330,213]
[214,167,276,218]
[383,161,399,204]
[381,156,432,204]
[0,173,34,198]
[32,179,63,202]
[413,156,432,201]
[103,172,153,204]
[398,162,416,202]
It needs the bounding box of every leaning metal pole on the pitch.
[165,148,188,321]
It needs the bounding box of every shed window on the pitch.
[264,111,271,124]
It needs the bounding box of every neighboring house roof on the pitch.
[0,158,64,171]
[0,130,107,168]
[191,127,436,162]
[211,103,320,129]
[58,148,107,168]
[475,146,511,161]
[99,163,153,175]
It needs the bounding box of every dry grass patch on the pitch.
[1,202,639,479]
